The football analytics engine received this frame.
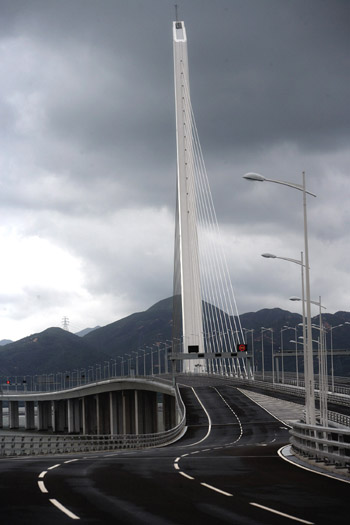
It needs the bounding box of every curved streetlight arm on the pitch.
[243,173,316,197]
[290,296,326,309]
[261,253,304,266]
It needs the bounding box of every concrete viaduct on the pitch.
[0,378,177,436]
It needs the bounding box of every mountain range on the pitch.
[0,296,349,378]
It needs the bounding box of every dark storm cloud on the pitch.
[0,0,349,339]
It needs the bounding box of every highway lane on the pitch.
[0,381,349,524]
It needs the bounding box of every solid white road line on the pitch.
[200,482,233,497]
[277,446,350,484]
[49,499,80,520]
[250,502,314,524]
[185,388,212,446]
[38,480,48,493]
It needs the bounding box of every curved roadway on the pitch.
[0,376,348,524]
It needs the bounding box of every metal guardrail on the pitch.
[328,411,350,428]
[290,421,350,471]
[0,426,183,456]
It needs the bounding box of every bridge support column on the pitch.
[82,397,86,434]
[97,393,110,434]
[163,394,176,430]
[136,391,145,433]
[38,401,52,431]
[122,390,136,434]
[110,391,123,435]
[67,398,80,433]
[134,391,139,435]
[53,400,67,432]
[25,401,35,430]
[83,395,97,434]
[9,401,19,429]
[0,401,3,429]
[144,391,158,434]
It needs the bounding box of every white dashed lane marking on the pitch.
[37,460,81,520]
[250,502,314,524]
[47,463,60,470]
[49,499,80,520]
[200,482,233,497]
[38,480,48,493]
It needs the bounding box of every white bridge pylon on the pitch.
[173,20,204,371]
[172,21,247,376]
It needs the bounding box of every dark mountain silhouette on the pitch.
[0,297,349,378]
[0,339,12,346]
[0,327,109,376]
[75,326,100,337]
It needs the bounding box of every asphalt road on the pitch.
[0,379,349,524]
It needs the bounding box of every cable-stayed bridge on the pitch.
[0,19,349,524]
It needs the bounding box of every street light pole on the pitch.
[243,328,255,378]
[140,349,146,375]
[244,171,316,425]
[329,324,343,392]
[261,327,272,381]
[301,171,316,426]
[280,326,294,384]
[261,252,307,388]
[132,351,139,376]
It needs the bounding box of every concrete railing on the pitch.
[290,421,350,471]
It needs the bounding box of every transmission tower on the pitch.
[62,316,70,331]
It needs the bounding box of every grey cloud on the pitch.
[0,0,349,340]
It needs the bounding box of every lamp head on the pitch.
[243,172,266,182]
[289,296,301,302]
[261,253,276,258]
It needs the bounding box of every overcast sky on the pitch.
[1,0,349,341]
